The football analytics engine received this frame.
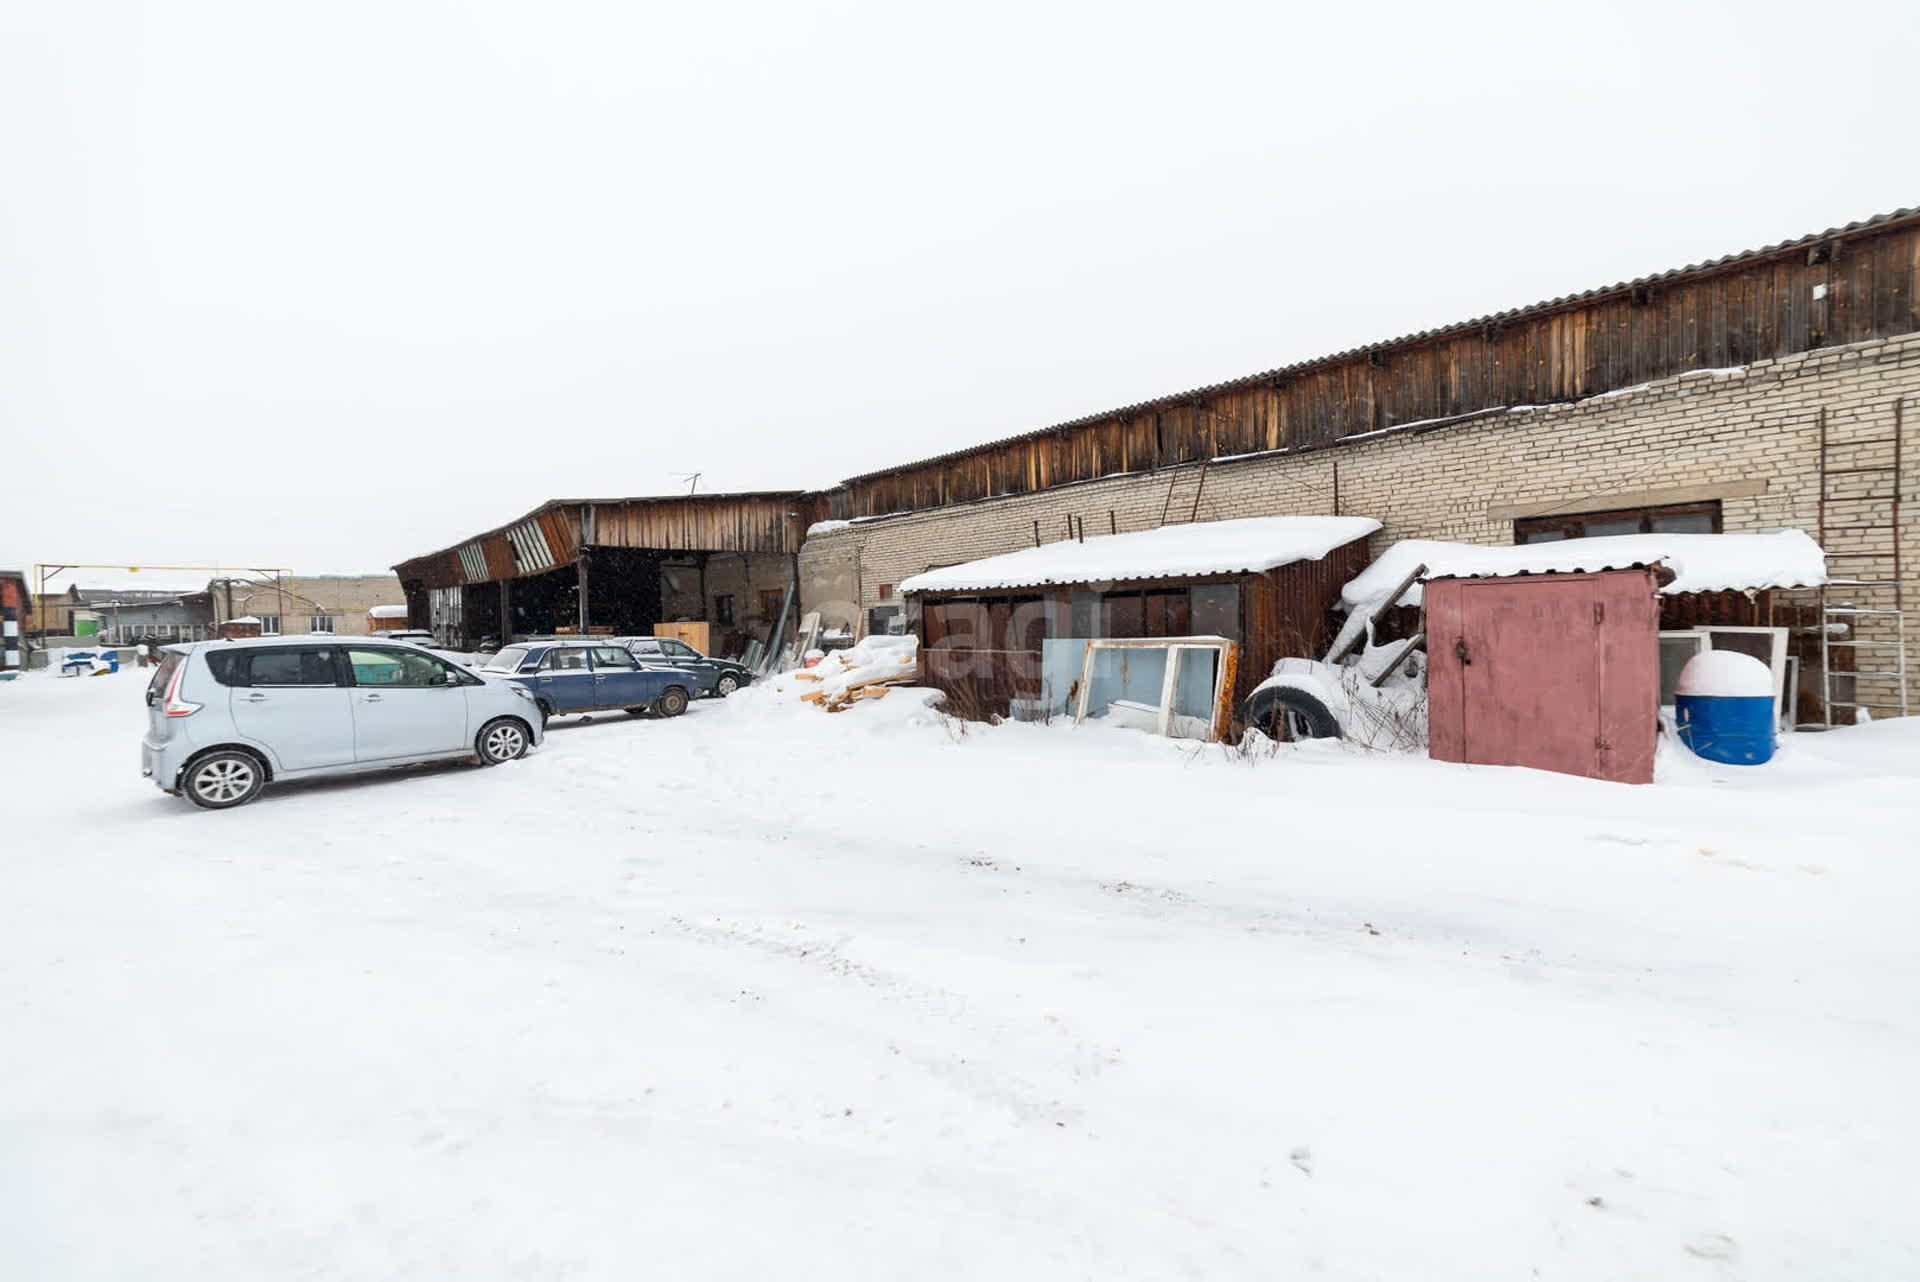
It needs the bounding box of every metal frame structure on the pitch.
[1815,401,1908,725]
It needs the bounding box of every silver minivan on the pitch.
[142,637,545,809]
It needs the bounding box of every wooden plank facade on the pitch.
[821,210,1920,521]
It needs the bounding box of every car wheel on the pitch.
[476,717,531,764]
[655,686,689,718]
[183,749,266,809]
[714,674,739,697]
[1245,687,1341,742]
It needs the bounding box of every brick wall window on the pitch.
[308,615,336,633]
[1515,501,1721,544]
[714,594,736,627]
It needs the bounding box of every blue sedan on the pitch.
[479,642,699,725]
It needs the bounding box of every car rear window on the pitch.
[485,646,529,672]
[146,651,182,701]
[203,650,244,686]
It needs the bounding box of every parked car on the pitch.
[142,637,545,810]
[625,635,754,697]
[373,628,437,644]
[479,641,699,725]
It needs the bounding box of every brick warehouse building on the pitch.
[396,207,1919,720]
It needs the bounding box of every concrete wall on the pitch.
[800,331,1920,712]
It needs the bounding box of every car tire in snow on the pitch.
[655,687,689,718]
[475,717,531,765]
[183,749,268,810]
[714,674,739,697]
[1244,686,1342,742]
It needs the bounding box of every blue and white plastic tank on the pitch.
[1674,650,1775,765]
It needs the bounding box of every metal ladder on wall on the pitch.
[1817,401,1908,725]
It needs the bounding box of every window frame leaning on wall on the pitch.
[1071,636,1239,743]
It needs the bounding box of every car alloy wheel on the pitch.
[477,718,529,764]
[714,674,739,697]
[185,751,264,809]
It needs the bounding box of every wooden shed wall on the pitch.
[917,540,1371,719]
[827,218,1920,520]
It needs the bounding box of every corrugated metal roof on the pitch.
[837,206,1920,485]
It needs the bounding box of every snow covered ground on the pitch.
[3,668,1918,1280]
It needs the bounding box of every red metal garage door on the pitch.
[1426,569,1659,784]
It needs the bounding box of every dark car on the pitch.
[625,636,753,697]
[478,641,699,726]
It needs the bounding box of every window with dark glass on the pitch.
[714,595,736,627]
[1515,501,1721,544]
[1189,583,1240,639]
[246,648,339,686]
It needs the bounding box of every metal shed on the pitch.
[1426,568,1663,784]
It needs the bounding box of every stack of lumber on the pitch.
[783,635,919,713]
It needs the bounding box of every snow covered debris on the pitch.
[5,666,1920,1278]
[756,634,926,711]
[368,604,409,619]
[898,516,1381,595]
[1342,529,1827,614]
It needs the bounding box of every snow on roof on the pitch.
[898,516,1382,595]
[368,604,410,618]
[1341,530,1827,612]
[227,615,262,624]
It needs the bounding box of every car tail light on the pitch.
[162,659,201,717]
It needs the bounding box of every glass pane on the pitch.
[1189,584,1239,639]
[249,649,337,686]
[1104,594,1144,637]
[1582,518,1642,538]
[1069,591,1101,639]
[1658,634,1706,704]
[484,646,529,672]
[1650,512,1715,534]
[1518,528,1567,544]
[347,648,446,687]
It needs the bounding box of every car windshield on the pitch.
[484,646,530,672]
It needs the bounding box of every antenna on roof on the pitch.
[672,471,702,495]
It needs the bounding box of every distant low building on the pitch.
[204,574,407,638]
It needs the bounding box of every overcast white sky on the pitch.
[3,1,1916,585]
